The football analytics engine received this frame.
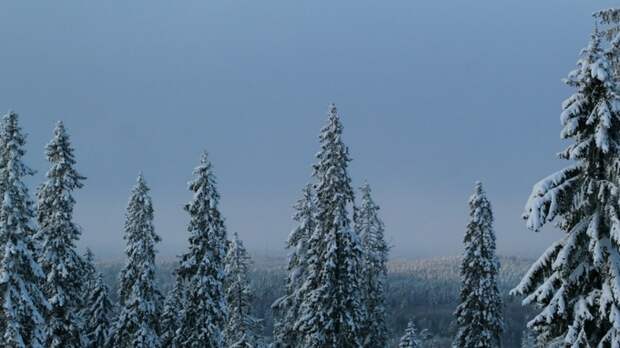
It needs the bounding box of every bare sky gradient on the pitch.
[0,0,615,260]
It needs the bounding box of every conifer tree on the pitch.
[160,283,182,348]
[80,248,113,348]
[84,272,113,348]
[0,111,48,348]
[272,184,314,347]
[224,232,263,348]
[174,152,228,347]
[110,175,161,348]
[510,30,620,346]
[81,248,97,292]
[35,121,87,348]
[356,183,388,348]
[295,104,366,347]
[454,182,503,348]
[398,320,420,348]
[595,8,620,79]
[77,248,99,344]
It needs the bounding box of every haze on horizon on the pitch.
[0,0,612,261]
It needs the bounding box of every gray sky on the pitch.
[0,0,614,260]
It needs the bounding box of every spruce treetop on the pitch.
[1,111,35,178]
[111,173,161,348]
[357,182,389,348]
[224,232,262,348]
[119,173,160,305]
[174,151,228,348]
[313,103,354,204]
[0,111,47,348]
[0,111,36,238]
[36,121,87,348]
[296,103,365,347]
[398,320,420,348]
[454,181,503,348]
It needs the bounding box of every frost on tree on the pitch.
[160,282,183,348]
[84,272,113,348]
[110,175,162,348]
[81,249,113,348]
[454,182,503,348]
[355,183,388,348]
[35,121,87,348]
[272,184,315,348]
[510,29,620,347]
[0,112,48,348]
[295,104,366,348]
[224,232,263,348]
[80,248,96,294]
[398,320,420,348]
[595,8,620,79]
[174,152,228,348]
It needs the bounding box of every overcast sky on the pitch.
[0,0,615,261]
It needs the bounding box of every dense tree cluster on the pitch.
[3,10,618,346]
[0,105,507,348]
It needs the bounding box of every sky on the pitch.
[0,0,616,261]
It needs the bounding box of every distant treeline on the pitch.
[96,256,533,347]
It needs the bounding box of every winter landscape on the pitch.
[3,1,620,347]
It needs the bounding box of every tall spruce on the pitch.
[356,183,388,347]
[510,29,620,346]
[174,152,228,347]
[35,121,86,348]
[224,232,263,348]
[84,272,113,348]
[454,182,503,348]
[110,175,161,348]
[398,321,420,348]
[0,112,48,348]
[272,184,315,347]
[295,103,366,347]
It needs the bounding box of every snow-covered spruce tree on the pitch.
[81,248,97,292]
[595,8,620,80]
[272,183,315,348]
[159,281,183,348]
[453,182,503,348]
[35,121,87,348]
[295,103,366,347]
[224,232,263,348]
[356,183,389,348]
[174,152,228,348]
[510,30,620,346]
[78,248,99,345]
[398,320,420,348]
[110,174,162,348]
[0,111,48,348]
[84,272,113,348]
[80,248,113,348]
[595,9,620,42]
